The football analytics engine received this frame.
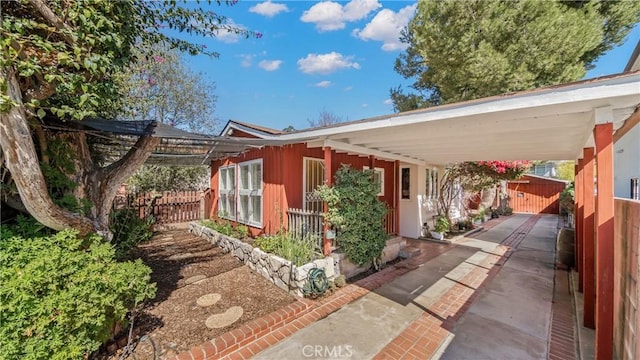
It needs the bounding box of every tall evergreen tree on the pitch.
[391,0,640,112]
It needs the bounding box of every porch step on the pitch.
[399,246,421,259]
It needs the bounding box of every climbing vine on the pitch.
[316,165,388,267]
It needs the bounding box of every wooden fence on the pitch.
[113,190,210,224]
[287,208,324,239]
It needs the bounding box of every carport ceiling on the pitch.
[275,72,640,165]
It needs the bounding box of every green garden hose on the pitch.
[302,268,329,297]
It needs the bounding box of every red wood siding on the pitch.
[210,144,396,236]
[507,175,567,214]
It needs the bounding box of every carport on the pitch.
[258,71,640,359]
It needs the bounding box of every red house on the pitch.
[209,121,407,251]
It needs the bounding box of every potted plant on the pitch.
[431,216,450,241]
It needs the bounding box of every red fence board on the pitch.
[507,175,567,214]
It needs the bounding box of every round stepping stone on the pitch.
[205,306,243,329]
[184,275,207,285]
[168,252,194,260]
[196,293,221,307]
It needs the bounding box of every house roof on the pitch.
[625,40,640,72]
[220,119,284,137]
[222,71,640,165]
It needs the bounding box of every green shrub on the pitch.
[559,184,575,216]
[1,215,52,239]
[0,230,156,360]
[316,165,388,266]
[434,216,450,233]
[201,219,249,239]
[254,232,319,266]
[110,209,154,260]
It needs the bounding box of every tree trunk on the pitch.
[1,67,160,238]
[0,68,95,234]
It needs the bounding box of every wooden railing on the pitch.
[287,208,324,239]
[113,190,206,224]
[384,208,397,235]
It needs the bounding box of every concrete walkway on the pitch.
[249,214,566,360]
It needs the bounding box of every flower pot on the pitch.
[430,231,445,241]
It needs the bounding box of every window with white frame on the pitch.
[426,168,439,200]
[237,159,263,227]
[218,165,236,219]
[364,166,385,196]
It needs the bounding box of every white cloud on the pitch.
[383,98,393,105]
[344,86,353,91]
[250,1,289,17]
[301,0,381,32]
[362,103,369,108]
[239,54,255,68]
[259,60,283,71]
[297,52,360,74]
[315,80,332,88]
[215,19,247,43]
[352,4,416,51]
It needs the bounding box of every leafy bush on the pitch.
[254,232,319,266]
[1,215,52,239]
[559,184,575,216]
[201,219,249,239]
[110,209,154,260]
[503,206,514,216]
[434,216,450,233]
[0,230,156,360]
[316,165,388,267]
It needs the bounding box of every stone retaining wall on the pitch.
[190,222,336,297]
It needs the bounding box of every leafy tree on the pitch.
[0,0,257,237]
[282,125,297,132]
[127,165,210,192]
[307,110,344,128]
[555,161,576,181]
[116,45,218,134]
[392,0,640,111]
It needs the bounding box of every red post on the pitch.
[369,155,375,170]
[574,163,581,277]
[323,146,333,256]
[583,147,595,328]
[594,123,614,360]
[576,158,584,292]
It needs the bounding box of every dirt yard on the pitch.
[109,230,296,359]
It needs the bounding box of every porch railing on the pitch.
[287,208,324,239]
[384,208,397,235]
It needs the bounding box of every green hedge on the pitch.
[0,230,156,359]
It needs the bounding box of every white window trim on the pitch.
[218,164,236,220]
[364,166,385,196]
[303,157,325,211]
[236,159,263,228]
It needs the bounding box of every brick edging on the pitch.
[170,299,313,360]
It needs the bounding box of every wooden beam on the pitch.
[594,123,615,360]
[323,139,425,166]
[583,147,595,329]
[394,160,400,235]
[613,107,640,143]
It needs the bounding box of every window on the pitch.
[237,159,262,227]
[304,158,325,212]
[401,167,411,199]
[218,165,236,219]
[364,166,385,196]
[426,168,439,200]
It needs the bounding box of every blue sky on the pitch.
[185,1,640,133]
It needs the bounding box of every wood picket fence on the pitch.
[113,189,211,224]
